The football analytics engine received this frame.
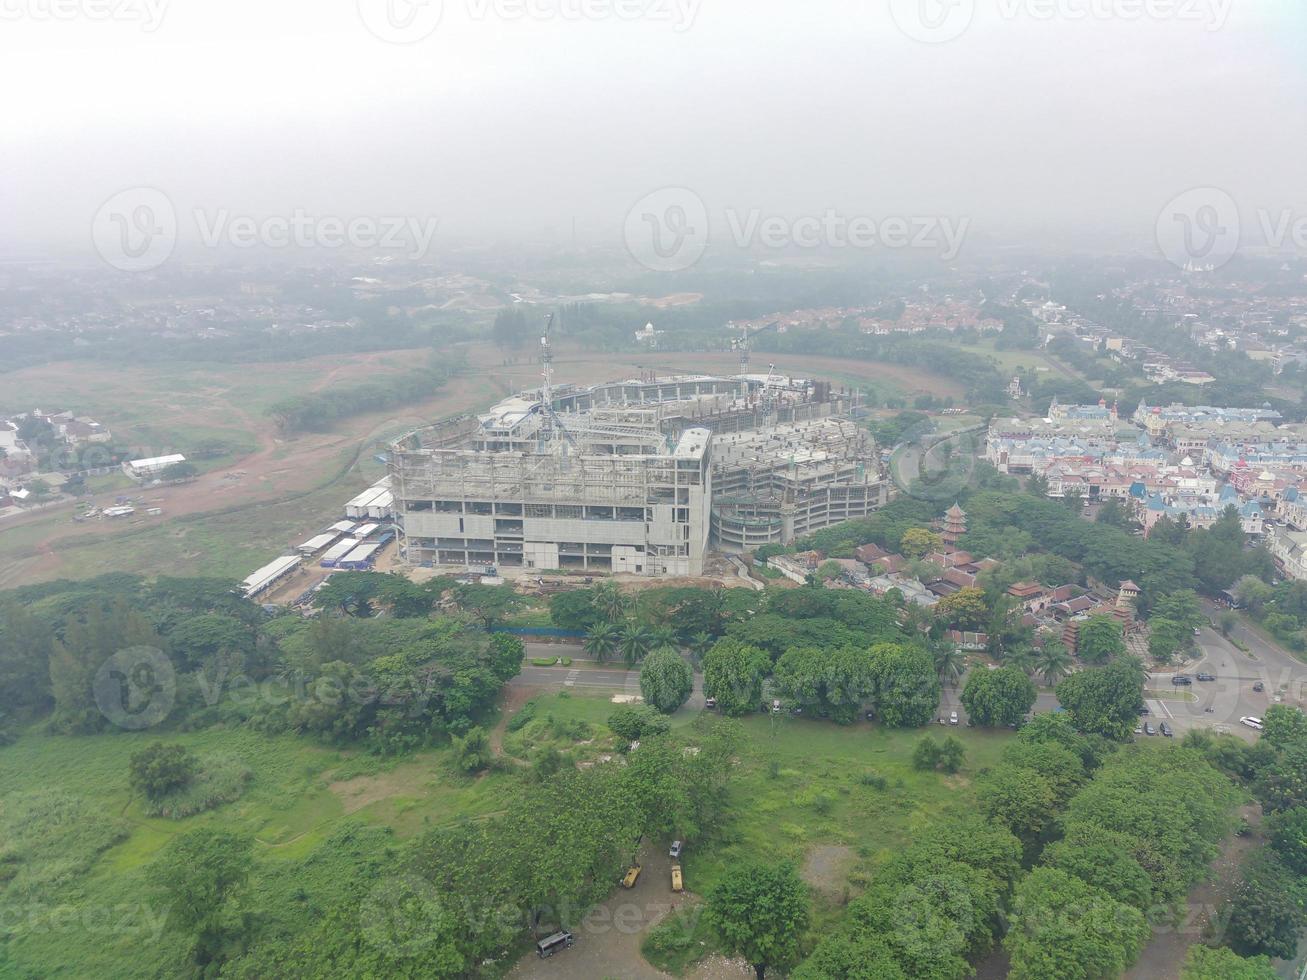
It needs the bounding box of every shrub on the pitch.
[143,755,252,819]
[912,736,942,771]
[129,742,199,801]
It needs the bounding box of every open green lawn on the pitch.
[0,692,1017,979]
[0,723,522,978]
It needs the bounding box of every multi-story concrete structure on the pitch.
[389,375,886,575]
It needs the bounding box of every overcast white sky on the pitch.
[2,0,1304,259]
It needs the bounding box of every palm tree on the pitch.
[592,580,630,624]
[933,643,965,688]
[1004,646,1038,676]
[1035,644,1073,687]
[647,624,678,651]
[583,622,620,664]
[619,623,654,667]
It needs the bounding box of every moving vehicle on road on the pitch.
[537,931,575,958]
[1172,675,1193,686]
[1196,672,1215,682]
[1253,682,1265,692]
[1241,716,1264,730]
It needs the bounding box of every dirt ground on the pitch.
[1123,803,1265,980]
[505,838,752,980]
[802,844,857,900]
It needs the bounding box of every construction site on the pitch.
[387,317,889,576]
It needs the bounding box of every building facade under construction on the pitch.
[388,374,888,576]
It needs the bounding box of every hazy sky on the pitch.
[2,0,1305,261]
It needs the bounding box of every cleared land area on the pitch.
[0,344,962,586]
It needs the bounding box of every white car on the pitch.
[1240,716,1264,731]
[949,711,959,726]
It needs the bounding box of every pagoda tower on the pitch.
[941,503,967,546]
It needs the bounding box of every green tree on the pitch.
[1267,806,1307,875]
[937,735,966,774]
[869,644,940,728]
[935,587,989,631]
[912,736,942,771]
[900,528,942,559]
[932,643,965,688]
[1227,853,1307,960]
[129,742,199,800]
[640,648,694,714]
[960,665,1036,728]
[451,584,523,627]
[148,828,253,968]
[1148,617,1186,663]
[619,622,654,667]
[607,704,670,742]
[1262,704,1307,748]
[549,589,601,631]
[1076,614,1125,664]
[703,639,769,717]
[583,621,621,664]
[1004,867,1148,980]
[707,861,810,979]
[1035,641,1073,687]
[977,765,1056,850]
[1055,657,1145,740]
[1180,946,1277,980]
[452,726,492,772]
[1042,825,1154,911]
[592,579,630,623]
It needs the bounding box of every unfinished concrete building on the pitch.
[389,374,887,576]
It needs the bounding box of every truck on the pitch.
[670,864,683,893]
[621,864,642,888]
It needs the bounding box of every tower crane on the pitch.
[728,321,781,398]
[537,312,575,450]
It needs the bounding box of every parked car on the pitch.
[1139,705,1151,715]
[1134,724,1143,736]
[537,931,575,959]
[669,840,683,859]
[948,711,959,726]
[1240,716,1264,730]
[1171,675,1193,686]
[1253,682,1265,692]
[704,697,717,709]
[1144,722,1157,736]
[1196,672,1216,682]
[1160,722,1173,737]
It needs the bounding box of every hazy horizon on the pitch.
[4,0,1306,265]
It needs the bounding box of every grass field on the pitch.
[0,692,1016,979]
